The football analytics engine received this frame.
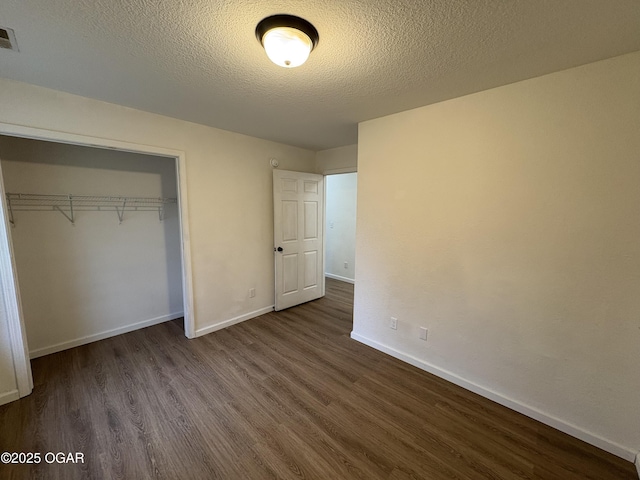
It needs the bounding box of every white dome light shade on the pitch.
[256,15,319,69]
[263,27,312,68]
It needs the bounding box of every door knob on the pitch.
[277,247,283,252]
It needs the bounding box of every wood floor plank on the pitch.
[0,278,636,479]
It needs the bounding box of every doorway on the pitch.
[0,135,185,358]
[0,123,195,400]
[324,172,357,285]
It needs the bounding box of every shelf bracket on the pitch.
[158,205,165,222]
[53,207,75,224]
[6,194,15,226]
[115,198,126,224]
[52,195,75,224]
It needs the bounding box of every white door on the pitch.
[0,154,33,399]
[273,170,324,311]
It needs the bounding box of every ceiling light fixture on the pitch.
[255,15,319,68]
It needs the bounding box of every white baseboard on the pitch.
[195,305,274,337]
[0,389,19,406]
[635,452,639,479]
[29,312,184,359]
[350,332,637,462]
[325,273,355,284]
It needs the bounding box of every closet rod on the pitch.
[6,193,177,225]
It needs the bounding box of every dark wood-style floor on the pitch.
[0,278,636,479]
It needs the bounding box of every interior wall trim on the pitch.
[0,389,19,407]
[322,167,357,175]
[195,305,274,338]
[29,312,184,359]
[350,331,637,462]
[324,272,355,284]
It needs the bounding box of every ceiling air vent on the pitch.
[0,27,18,51]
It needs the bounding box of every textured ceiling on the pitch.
[1,1,639,150]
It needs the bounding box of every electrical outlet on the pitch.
[249,288,256,298]
[390,317,398,330]
[419,327,428,341]
[344,261,348,269]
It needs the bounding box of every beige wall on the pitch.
[316,144,357,174]
[354,51,640,459]
[0,78,315,400]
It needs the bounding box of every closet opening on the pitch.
[0,129,194,387]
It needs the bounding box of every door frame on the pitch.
[0,122,196,399]
[321,170,358,286]
[321,166,357,289]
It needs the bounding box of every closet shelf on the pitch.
[5,193,177,225]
